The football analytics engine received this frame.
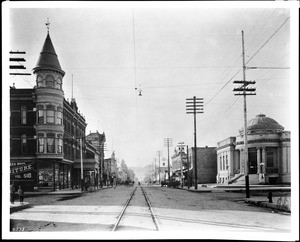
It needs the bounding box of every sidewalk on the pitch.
[10,185,114,213]
[25,185,113,196]
[245,195,291,213]
[179,184,291,213]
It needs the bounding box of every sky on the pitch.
[4,2,299,169]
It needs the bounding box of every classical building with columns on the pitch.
[216,114,291,185]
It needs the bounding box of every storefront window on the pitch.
[38,162,53,187]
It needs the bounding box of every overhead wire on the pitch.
[246,16,290,65]
[201,50,289,137]
[245,9,278,55]
[196,10,290,138]
[10,61,34,87]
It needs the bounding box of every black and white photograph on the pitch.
[2,1,299,240]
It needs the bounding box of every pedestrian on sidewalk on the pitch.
[10,182,16,204]
[18,185,24,205]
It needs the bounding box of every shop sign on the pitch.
[10,161,35,180]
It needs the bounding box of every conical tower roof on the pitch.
[33,33,65,76]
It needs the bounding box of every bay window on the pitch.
[37,134,45,153]
[47,133,55,153]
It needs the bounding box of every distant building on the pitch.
[217,114,291,185]
[86,131,106,186]
[171,147,187,183]
[187,146,218,185]
[10,30,102,191]
[104,151,117,186]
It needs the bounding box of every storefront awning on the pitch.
[74,159,99,170]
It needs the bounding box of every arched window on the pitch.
[37,75,45,87]
[55,77,62,89]
[46,76,55,88]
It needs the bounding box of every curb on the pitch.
[177,187,212,193]
[10,204,31,214]
[25,186,113,197]
[245,199,291,213]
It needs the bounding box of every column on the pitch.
[58,162,61,190]
[66,165,69,189]
[240,149,244,174]
[52,161,56,191]
[282,146,288,173]
[62,164,65,189]
[256,147,261,174]
[262,147,266,174]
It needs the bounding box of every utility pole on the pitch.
[154,158,157,182]
[164,138,173,186]
[233,30,256,198]
[178,142,185,188]
[157,151,162,184]
[80,138,84,191]
[186,97,203,190]
[99,143,107,188]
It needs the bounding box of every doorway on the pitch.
[248,148,257,174]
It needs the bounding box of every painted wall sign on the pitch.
[10,161,36,180]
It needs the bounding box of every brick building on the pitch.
[187,146,218,185]
[10,30,101,191]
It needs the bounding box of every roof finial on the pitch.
[46,18,50,33]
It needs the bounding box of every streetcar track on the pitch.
[112,186,159,231]
[140,186,160,231]
[111,187,137,231]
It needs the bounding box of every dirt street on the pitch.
[10,185,291,238]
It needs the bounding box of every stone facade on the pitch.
[217,114,291,185]
[10,31,102,191]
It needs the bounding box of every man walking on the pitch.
[18,185,24,205]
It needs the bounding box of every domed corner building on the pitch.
[216,114,291,185]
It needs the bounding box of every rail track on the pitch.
[112,185,159,231]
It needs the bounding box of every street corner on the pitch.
[10,202,31,214]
